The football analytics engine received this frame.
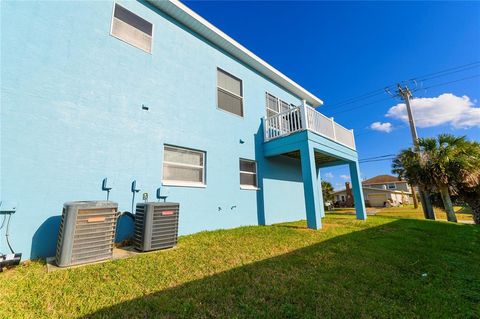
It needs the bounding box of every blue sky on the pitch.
[186,1,480,190]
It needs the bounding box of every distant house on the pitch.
[333,175,414,207]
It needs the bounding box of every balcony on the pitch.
[260,103,365,230]
[263,105,356,150]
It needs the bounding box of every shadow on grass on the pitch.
[82,219,479,319]
[271,223,309,229]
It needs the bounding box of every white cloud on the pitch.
[340,174,350,180]
[386,93,480,129]
[324,172,334,179]
[370,121,393,133]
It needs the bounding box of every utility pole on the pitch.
[397,85,418,144]
[396,86,419,209]
[396,84,435,219]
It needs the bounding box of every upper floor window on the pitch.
[162,145,206,187]
[265,93,291,117]
[217,68,243,117]
[387,183,396,190]
[111,3,153,53]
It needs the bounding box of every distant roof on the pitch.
[148,0,323,107]
[362,175,403,185]
[333,186,412,195]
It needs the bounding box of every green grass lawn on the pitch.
[334,205,474,222]
[378,205,473,221]
[376,205,474,222]
[1,215,479,318]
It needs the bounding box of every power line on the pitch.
[359,154,396,161]
[417,73,480,92]
[359,157,396,163]
[331,72,479,117]
[324,90,386,109]
[321,63,479,150]
[324,61,480,110]
[413,61,480,82]
[330,97,392,116]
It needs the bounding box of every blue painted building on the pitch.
[1,0,366,260]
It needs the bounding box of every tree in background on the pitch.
[392,134,480,223]
[458,185,480,225]
[449,140,480,224]
[321,180,334,205]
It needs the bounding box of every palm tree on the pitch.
[392,147,437,220]
[449,141,480,224]
[321,180,334,203]
[393,134,480,223]
[457,185,480,224]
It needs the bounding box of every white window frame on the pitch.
[162,145,206,188]
[387,183,396,190]
[110,2,154,54]
[239,159,258,190]
[216,68,244,117]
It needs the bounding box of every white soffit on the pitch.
[148,0,323,107]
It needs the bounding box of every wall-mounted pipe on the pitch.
[102,178,112,201]
[156,187,168,202]
[131,180,140,213]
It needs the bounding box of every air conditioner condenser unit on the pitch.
[55,201,119,267]
[134,202,179,252]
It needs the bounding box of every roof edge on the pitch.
[333,187,412,195]
[147,0,323,107]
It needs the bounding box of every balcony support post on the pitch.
[349,160,367,220]
[317,167,326,217]
[300,143,322,229]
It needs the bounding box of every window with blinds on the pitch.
[239,159,257,189]
[111,4,153,53]
[217,68,243,117]
[265,92,291,117]
[266,93,279,117]
[162,146,206,186]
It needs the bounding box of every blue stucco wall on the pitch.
[1,1,308,259]
[262,156,306,225]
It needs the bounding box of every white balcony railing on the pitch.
[264,104,356,150]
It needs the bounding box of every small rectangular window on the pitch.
[217,68,243,117]
[240,159,257,189]
[111,3,153,53]
[163,146,206,187]
[387,183,396,189]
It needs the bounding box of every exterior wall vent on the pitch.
[55,201,118,267]
[134,202,180,252]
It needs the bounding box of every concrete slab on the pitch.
[45,245,176,272]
